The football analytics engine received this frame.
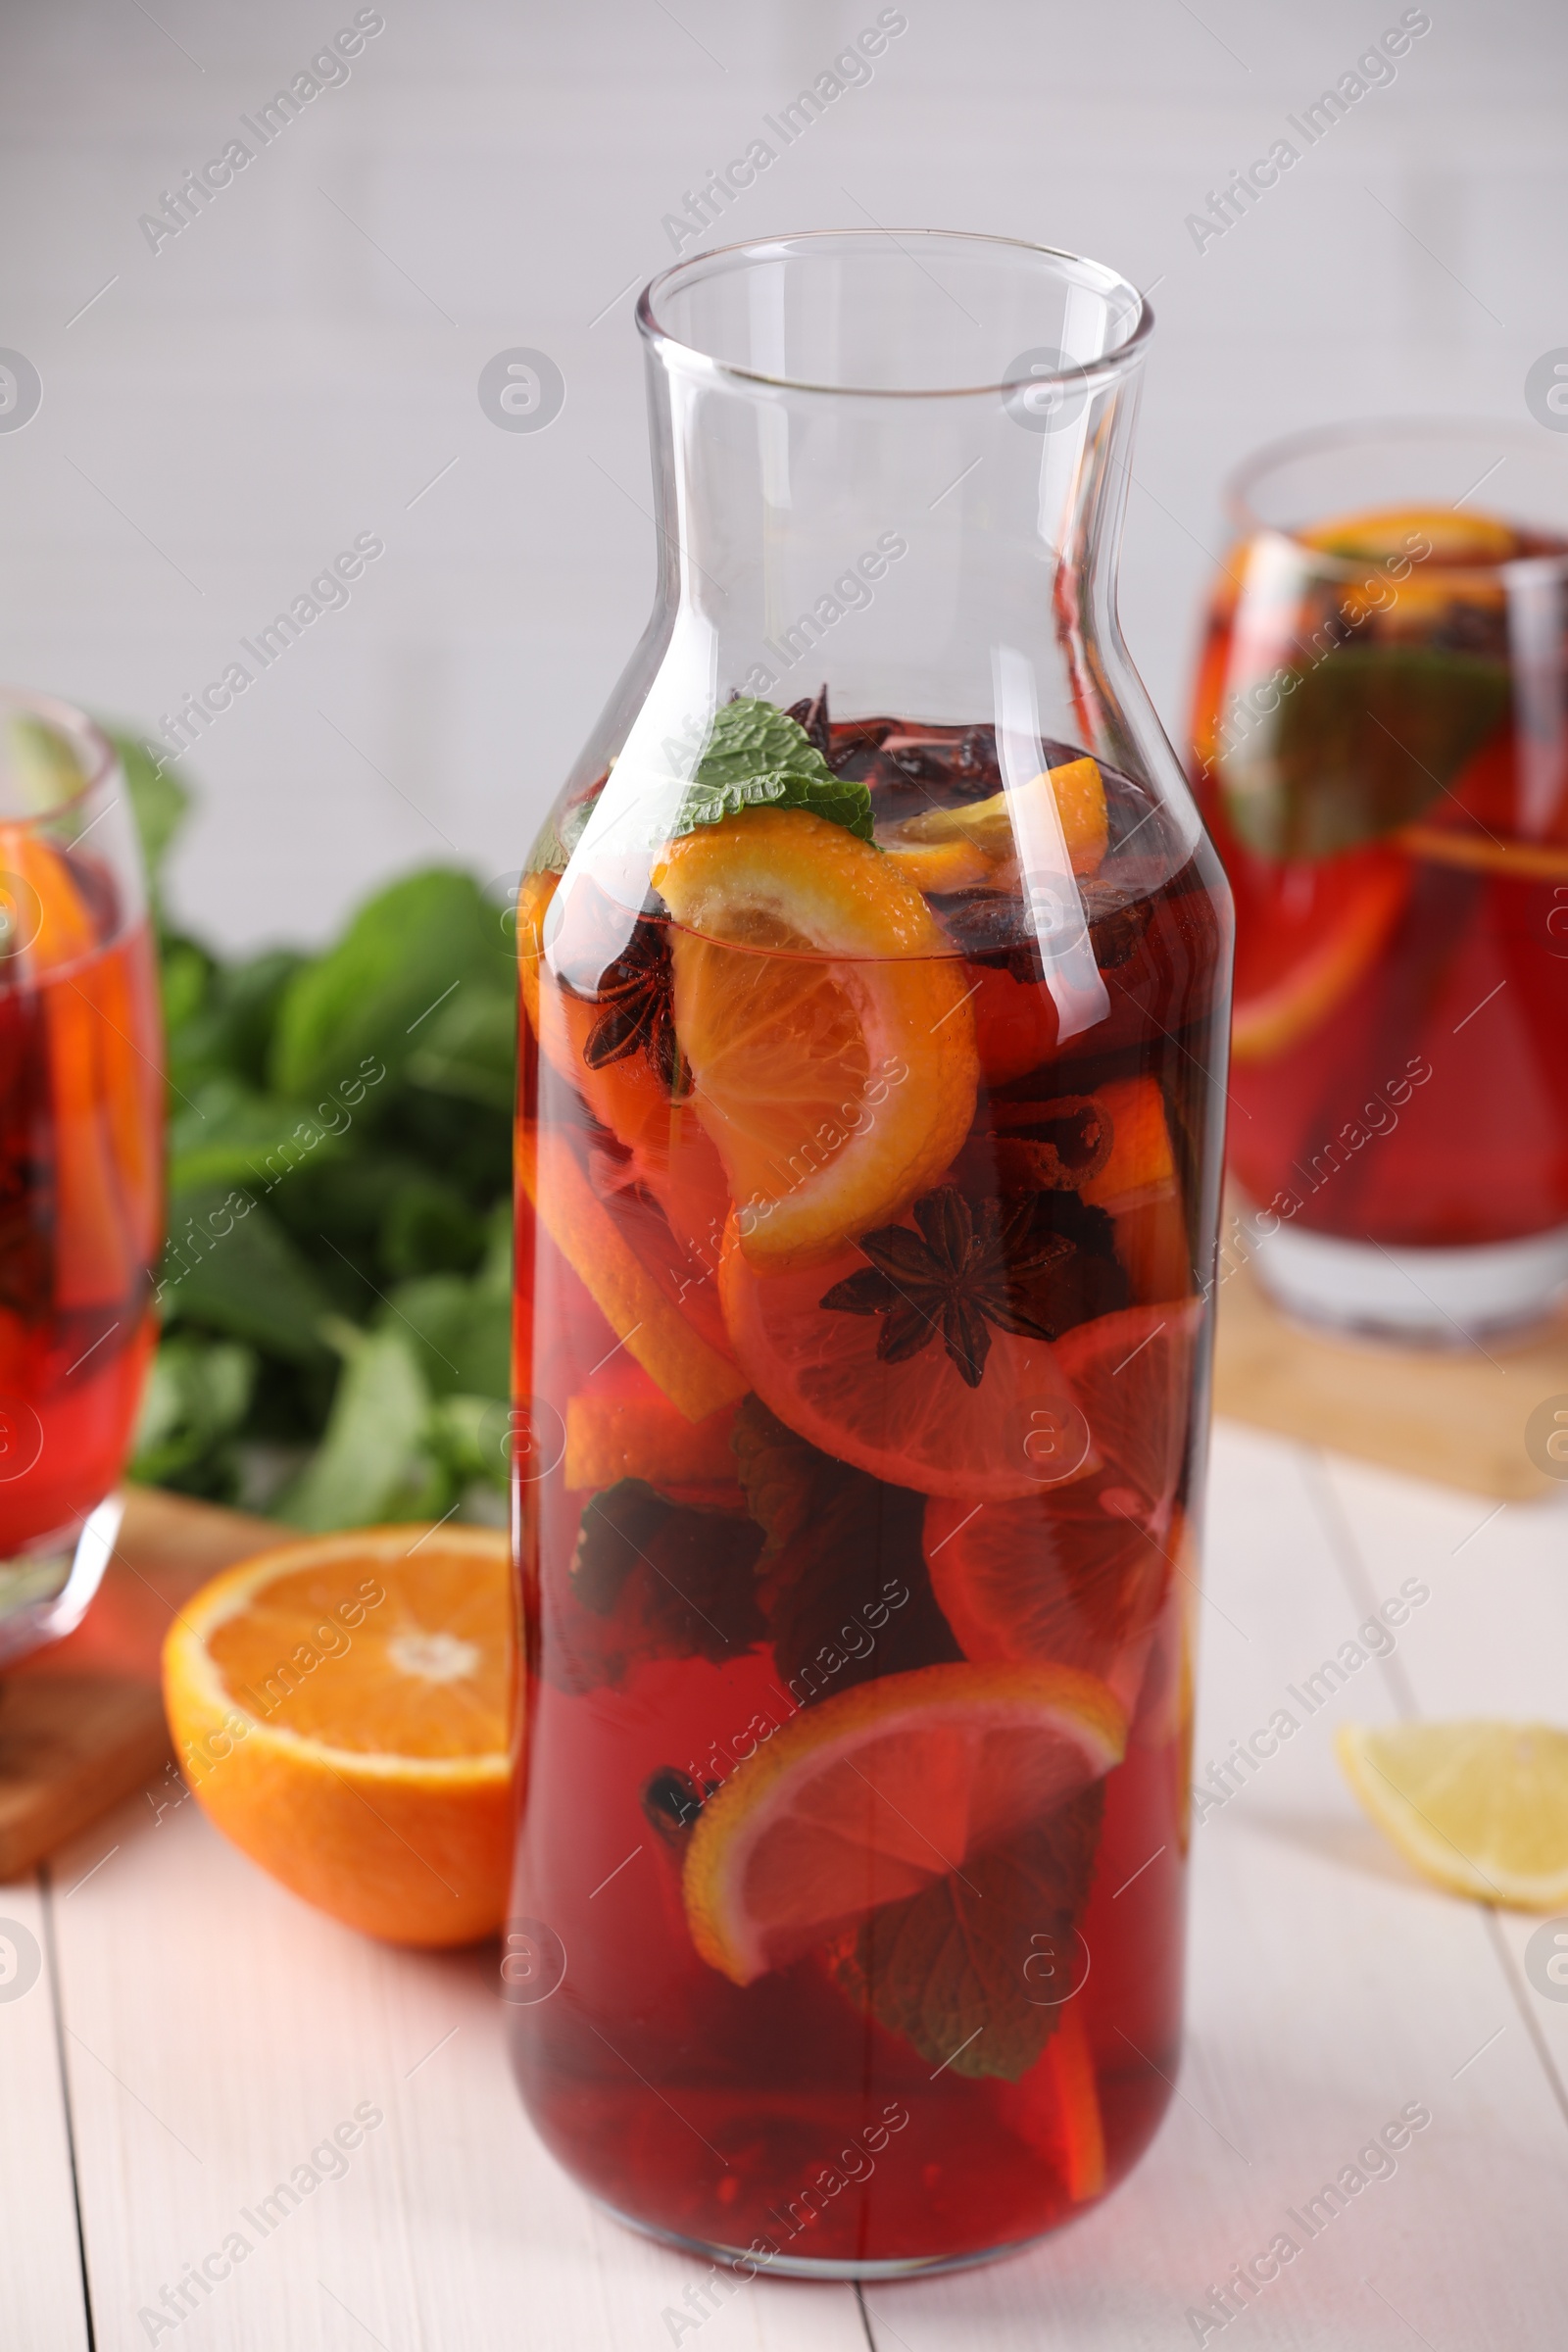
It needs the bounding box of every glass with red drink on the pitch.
[0,694,165,1667]
[1191,423,1568,1339]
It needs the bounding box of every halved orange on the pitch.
[682,1661,1126,1983]
[654,808,979,1269]
[163,1527,514,1947]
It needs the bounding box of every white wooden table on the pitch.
[4,1422,1566,2351]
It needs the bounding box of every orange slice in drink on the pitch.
[518,869,740,1379]
[515,867,557,1042]
[564,1356,740,1495]
[719,1217,1095,1501]
[994,2000,1106,2201]
[1052,1296,1200,1506]
[876,759,1109,880]
[163,1526,514,1947]
[1078,1077,1176,1214]
[0,826,142,1308]
[682,1660,1126,1983]
[1076,1077,1190,1304]
[654,808,979,1269]
[520,867,730,1234]
[518,1121,746,1423]
[922,1298,1199,1698]
[968,961,1061,1089]
[1300,505,1521,566]
[924,1492,1186,1714]
[1231,854,1410,1063]
[878,835,994,894]
[0,826,96,973]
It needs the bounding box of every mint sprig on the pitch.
[676,698,873,842]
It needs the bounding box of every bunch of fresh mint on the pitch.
[113,733,516,1530]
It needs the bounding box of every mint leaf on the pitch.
[276,1323,441,1532]
[544,1479,766,1692]
[130,1332,257,1498]
[159,1182,332,1364]
[730,1394,819,1557]
[676,698,873,842]
[529,791,597,875]
[731,1398,961,1703]
[270,869,497,1100]
[828,1787,1104,2082]
[571,1479,675,1612]
[1217,644,1510,860]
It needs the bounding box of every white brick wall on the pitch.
[1,0,1563,947]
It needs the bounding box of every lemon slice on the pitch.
[1337,1720,1568,1910]
[683,1660,1126,1983]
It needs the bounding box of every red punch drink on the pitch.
[0,698,164,1665]
[1191,427,1568,1338]
[507,232,1230,2276]
[511,698,1228,2272]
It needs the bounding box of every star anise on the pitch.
[566,915,684,1096]
[785,683,831,758]
[820,1184,1075,1389]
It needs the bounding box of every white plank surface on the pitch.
[856,1428,1568,2351]
[21,1426,1568,2346]
[46,1786,870,2352]
[0,1874,90,2352]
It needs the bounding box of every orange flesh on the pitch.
[205,1548,511,1759]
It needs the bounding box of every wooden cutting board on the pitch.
[1212,1250,1568,1500]
[0,1487,276,1881]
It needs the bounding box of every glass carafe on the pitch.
[509,231,1232,2275]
